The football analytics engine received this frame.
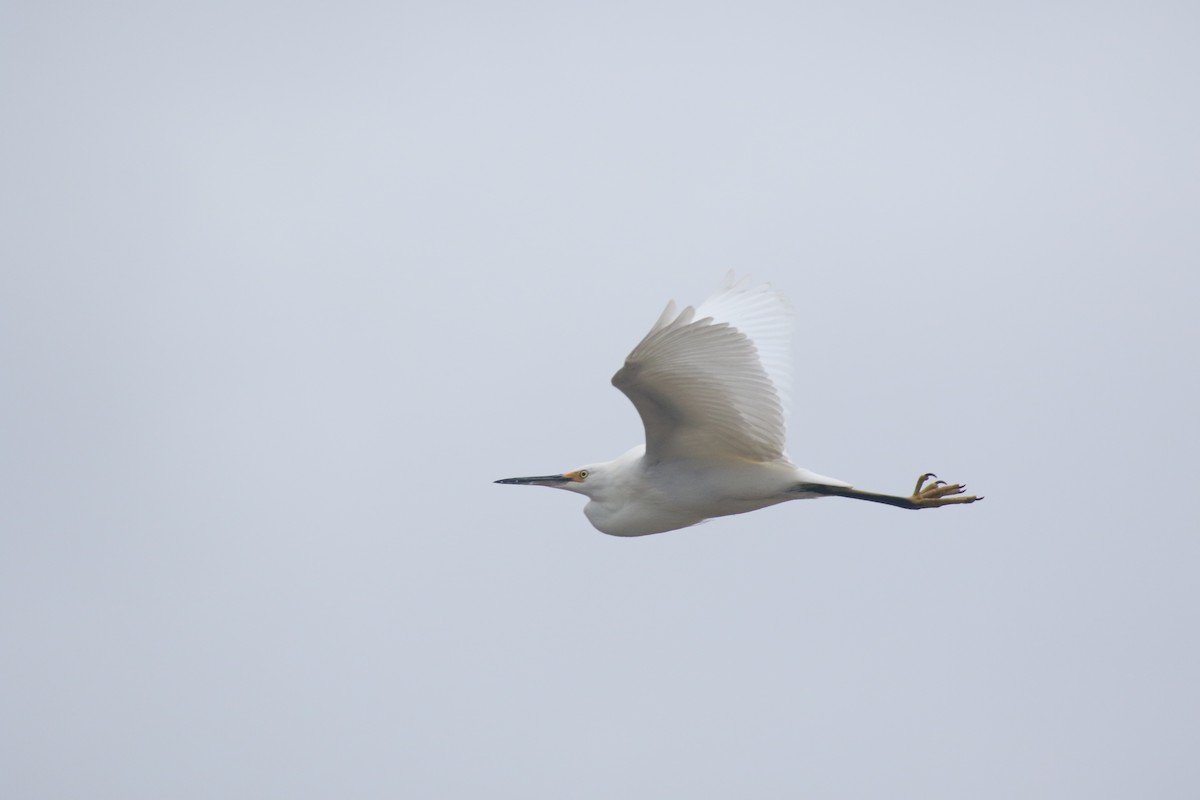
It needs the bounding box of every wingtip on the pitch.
[650,299,678,332]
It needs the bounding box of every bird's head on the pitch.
[494,465,602,497]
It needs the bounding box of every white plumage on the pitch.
[497,274,981,536]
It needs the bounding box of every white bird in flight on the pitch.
[497,274,982,536]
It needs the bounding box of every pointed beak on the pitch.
[494,474,571,486]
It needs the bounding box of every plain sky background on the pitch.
[3,1,1198,797]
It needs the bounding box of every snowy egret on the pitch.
[496,274,982,536]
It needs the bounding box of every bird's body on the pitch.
[569,444,850,536]
[497,274,981,536]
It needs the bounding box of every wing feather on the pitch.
[612,274,793,464]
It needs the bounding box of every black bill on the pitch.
[494,475,570,485]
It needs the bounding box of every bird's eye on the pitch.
[578,470,589,479]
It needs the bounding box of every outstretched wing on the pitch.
[612,274,793,465]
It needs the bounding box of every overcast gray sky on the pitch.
[3,1,1198,797]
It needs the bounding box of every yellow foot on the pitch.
[911,472,983,508]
